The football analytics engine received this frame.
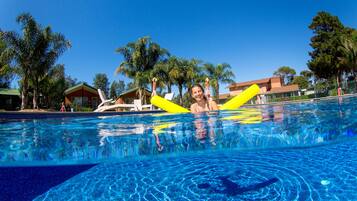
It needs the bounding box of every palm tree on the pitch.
[0,33,13,88]
[3,14,71,109]
[204,63,235,100]
[338,36,357,86]
[151,58,175,93]
[2,13,39,109]
[115,36,169,103]
[185,58,204,90]
[30,27,71,108]
[169,58,197,105]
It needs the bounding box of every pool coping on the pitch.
[0,110,164,119]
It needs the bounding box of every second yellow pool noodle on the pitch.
[220,84,260,110]
[151,95,190,113]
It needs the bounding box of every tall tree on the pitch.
[151,58,176,93]
[2,13,70,109]
[169,57,197,105]
[93,73,109,96]
[40,64,66,109]
[338,34,357,85]
[307,11,349,88]
[30,27,71,108]
[300,70,314,87]
[300,70,313,79]
[273,66,296,85]
[185,59,204,90]
[115,36,169,102]
[292,76,309,89]
[0,33,13,88]
[65,75,78,89]
[204,63,235,100]
[109,80,125,99]
[125,82,135,91]
[2,14,37,109]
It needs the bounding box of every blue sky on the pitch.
[1,0,357,93]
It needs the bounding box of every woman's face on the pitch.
[192,86,204,101]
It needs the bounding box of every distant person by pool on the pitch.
[60,102,66,112]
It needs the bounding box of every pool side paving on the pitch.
[0,110,163,120]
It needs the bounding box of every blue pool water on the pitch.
[1,96,357,200]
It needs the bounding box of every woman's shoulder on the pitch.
[208,100,218,105]
[190,103,198,109]
[208,100,218,110]
[190,103,198,112]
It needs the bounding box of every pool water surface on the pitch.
[0,96,357,200]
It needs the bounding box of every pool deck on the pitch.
[0,110,164,119]
[245,93,357,107]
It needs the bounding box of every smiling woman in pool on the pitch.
[190,84,218,113]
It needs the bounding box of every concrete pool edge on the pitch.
[0,110,164,119]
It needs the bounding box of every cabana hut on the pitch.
[117,87,151,104]
[0,88,20,110]
[64,83,100,110]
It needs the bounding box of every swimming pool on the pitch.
[1,96,357,200]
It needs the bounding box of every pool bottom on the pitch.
[34,139,357,201]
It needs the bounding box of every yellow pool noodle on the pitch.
[151,84,260,113]
[220,84,260,110]
[151,95,190,113]
[153,123,177,134]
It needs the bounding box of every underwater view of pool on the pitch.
[1,96,357,200]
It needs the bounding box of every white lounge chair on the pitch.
[164,92,174,101]
[132,99,153,111]
[97,89,115,108]
[95,89,138,112]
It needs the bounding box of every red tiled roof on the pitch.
[264,85,299,94]
[228,77,281,88]
[219,93,231,99]
[229,78,270,88]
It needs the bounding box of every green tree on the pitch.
[125,82,135,91]
[93,73,109,95]
[273,66,296,85]
[2,13,70,109]
[292,76,309,89]
[338,33,357,85]
[115,36,169,102]
[2,14,36,109]
[300,70,314,87]
[307,11,349,88]
[300,70,313,79]
[30,27,71,109]
[185,59,205,90]
[151,58,176,93]
[204,63,235,100]
[109,80,125,99]
[0,33,13,88]
[40,64,66,109]
[169,57,197,105]
[65,75,78,88]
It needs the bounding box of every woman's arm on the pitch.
[210,101,219,110]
